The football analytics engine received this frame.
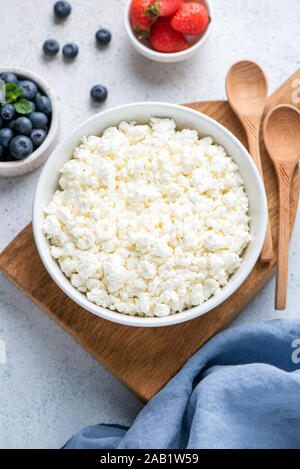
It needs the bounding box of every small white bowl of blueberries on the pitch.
[0,67,59,177]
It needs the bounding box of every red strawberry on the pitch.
[158,0,183,17]
[150,21,189,53]
[130,0,157,37]
[170,2,210,36]
[130,0,183,37]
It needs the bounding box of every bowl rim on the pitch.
[33,101,268,327]
[0,66,59,176]
[124,0,214,60]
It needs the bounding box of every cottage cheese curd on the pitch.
[43,118,251,317]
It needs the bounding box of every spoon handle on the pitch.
[275,173,291,310]
[246,128,273,262]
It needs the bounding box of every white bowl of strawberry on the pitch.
[125,0,213,62]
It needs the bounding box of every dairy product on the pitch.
[43,118,251,317]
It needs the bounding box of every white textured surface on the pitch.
[43,118,251,317]
[0,0,299,449]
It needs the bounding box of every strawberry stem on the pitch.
[134,24,151,41]
[143,0,161,20]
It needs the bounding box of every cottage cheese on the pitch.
[43,118,251,317]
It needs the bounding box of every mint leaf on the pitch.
[5,82,17,95]
[5,83,18,103]
[15,87,24,98]
[4,96,15,104]
[14,98,32,114]
[4,83,24,104]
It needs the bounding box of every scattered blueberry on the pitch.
[1,104,15,121]
[0,128,14,148]
[0,116,2,129]
[28,101,36,113]
[90,84,108,103]
[62,42,79,59]
[95,28,112,45]
[0,144,4,160]
[18,80,38,100]
[54,0,71,18]
[43,39,60,57]
[7,119,16,130]
[14,117,33,136]
[1,72,18,85]
[30,129,47,148]
[29,112,48,130]
[9,135,33,160]
[35,94,52,115]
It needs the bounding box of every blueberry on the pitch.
[14,117,33,136]
[0,116,2,129]
[9,135,33,160]
[30,129,47,148]
[54,1,71,18]
[90,85,108,103]
[43,39,60,57]
[29,112,48,130]
[62,42,79,59]
[7,119,16,130]
[95,28,112,45]
[28,101,36,113]
[1,72,18,85]
[18,80,38,100]
[0,144,4,160]
[1,104,15,121]
[0,128,14,147]
[35,94,52,115]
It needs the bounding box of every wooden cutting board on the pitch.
[0,70,299,403]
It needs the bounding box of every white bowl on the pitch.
[0,67,59,178]
[124,0,213,63]
[33,102,267,327]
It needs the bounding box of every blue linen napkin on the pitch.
[63,319,300,449]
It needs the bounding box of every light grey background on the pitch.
[0,0,299,449]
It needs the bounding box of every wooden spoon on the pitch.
[226,60,273,262]
[263,104,300,310]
